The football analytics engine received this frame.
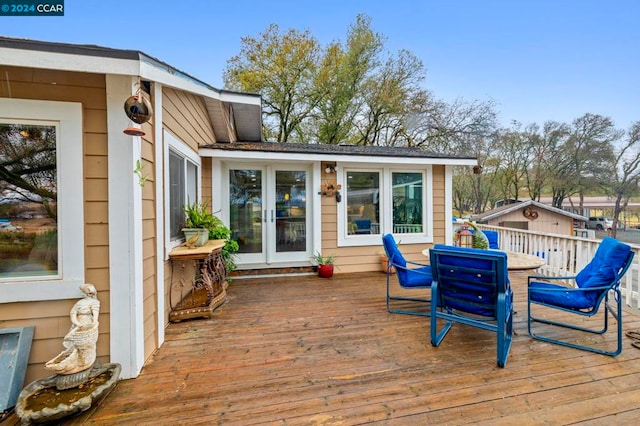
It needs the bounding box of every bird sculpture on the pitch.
[465,221,489,250]
[186,233,200,249]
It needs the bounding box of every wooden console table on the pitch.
[168,239,228,322]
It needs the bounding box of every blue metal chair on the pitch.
[381,234,432,316]
[429,245,512,367]
[527,237,634,356]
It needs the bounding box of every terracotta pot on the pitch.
[317,264,334,278]
[380,254,395,274]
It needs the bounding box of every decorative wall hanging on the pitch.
[319,181,342,201]
[523,207,539,220]
[319,181,341,197]
[123,84,153,136]
[124,93,153,124]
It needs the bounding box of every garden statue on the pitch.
[16,283,121,425]
[45,283,100,375]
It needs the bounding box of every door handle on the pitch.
[271,209,275,223]
[263,209,267,223]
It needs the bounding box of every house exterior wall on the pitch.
[488,208,574,235]
[320,163,447,274]
[0,65,109,383]
[162,86,216,148]
[161,88,216,321]
[140,118,159,361]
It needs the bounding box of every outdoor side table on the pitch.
[168,239,228,322]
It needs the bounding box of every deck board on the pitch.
[65,271,640,424]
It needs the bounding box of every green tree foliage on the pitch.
[224,15,494,147]
[222,15,636,221]
[314,14,383,144]
[224,24,321,142]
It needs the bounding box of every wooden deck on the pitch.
[74,271,640,424]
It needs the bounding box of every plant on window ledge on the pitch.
[182,201,215,247]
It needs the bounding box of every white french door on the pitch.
[225,163,312,267]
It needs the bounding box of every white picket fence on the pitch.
[476,224,640,312]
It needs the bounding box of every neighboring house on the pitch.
[0,37,476,384]
[471,200,587,235]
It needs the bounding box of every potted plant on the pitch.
[182,201,215,247]
[208,214,239,273]
[312,252,336,278]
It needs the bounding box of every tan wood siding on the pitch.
[202,157,212,206]
[162,87,216,149]
[140,115,159,363]
[432,165,447,243]
[0,65,110,382]
[160,88,217,329]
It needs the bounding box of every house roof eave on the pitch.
[199,141,477,165]
[0,36,263,142]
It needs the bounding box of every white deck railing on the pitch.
[476,224,640,311]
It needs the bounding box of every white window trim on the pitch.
[163,130,201,255]
[0,98,84,303]
[337,164,433,247]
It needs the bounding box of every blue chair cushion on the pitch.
[529,282,596,310]
[484,230,499,249]
[402,266,433,287]
[383,234,406,268]
[576,237,630,287]
[354,219,371,234]
[383,234,432,287]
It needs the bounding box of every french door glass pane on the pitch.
[229,169,263,254]
[392,172,423,233]
[275,170,306,253]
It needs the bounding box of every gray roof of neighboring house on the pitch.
[202,141,477,160]
[0,36,262,142]
[471,200,588,222]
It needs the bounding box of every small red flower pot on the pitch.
[317,264,334,278]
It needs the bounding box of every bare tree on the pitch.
[608,121,640,236]
[550,114,619,212]
[355,49,425,146]
[523,121,571,201]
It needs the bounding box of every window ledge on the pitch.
[0,280,85,303]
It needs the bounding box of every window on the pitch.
[0,123,58,279]
[0,98,84,302]
[339,166,431,246]
[392,172,424,234]
[164,131,200,246]
[346,171,380,236]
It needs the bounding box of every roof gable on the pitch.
[471,200,588,222]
